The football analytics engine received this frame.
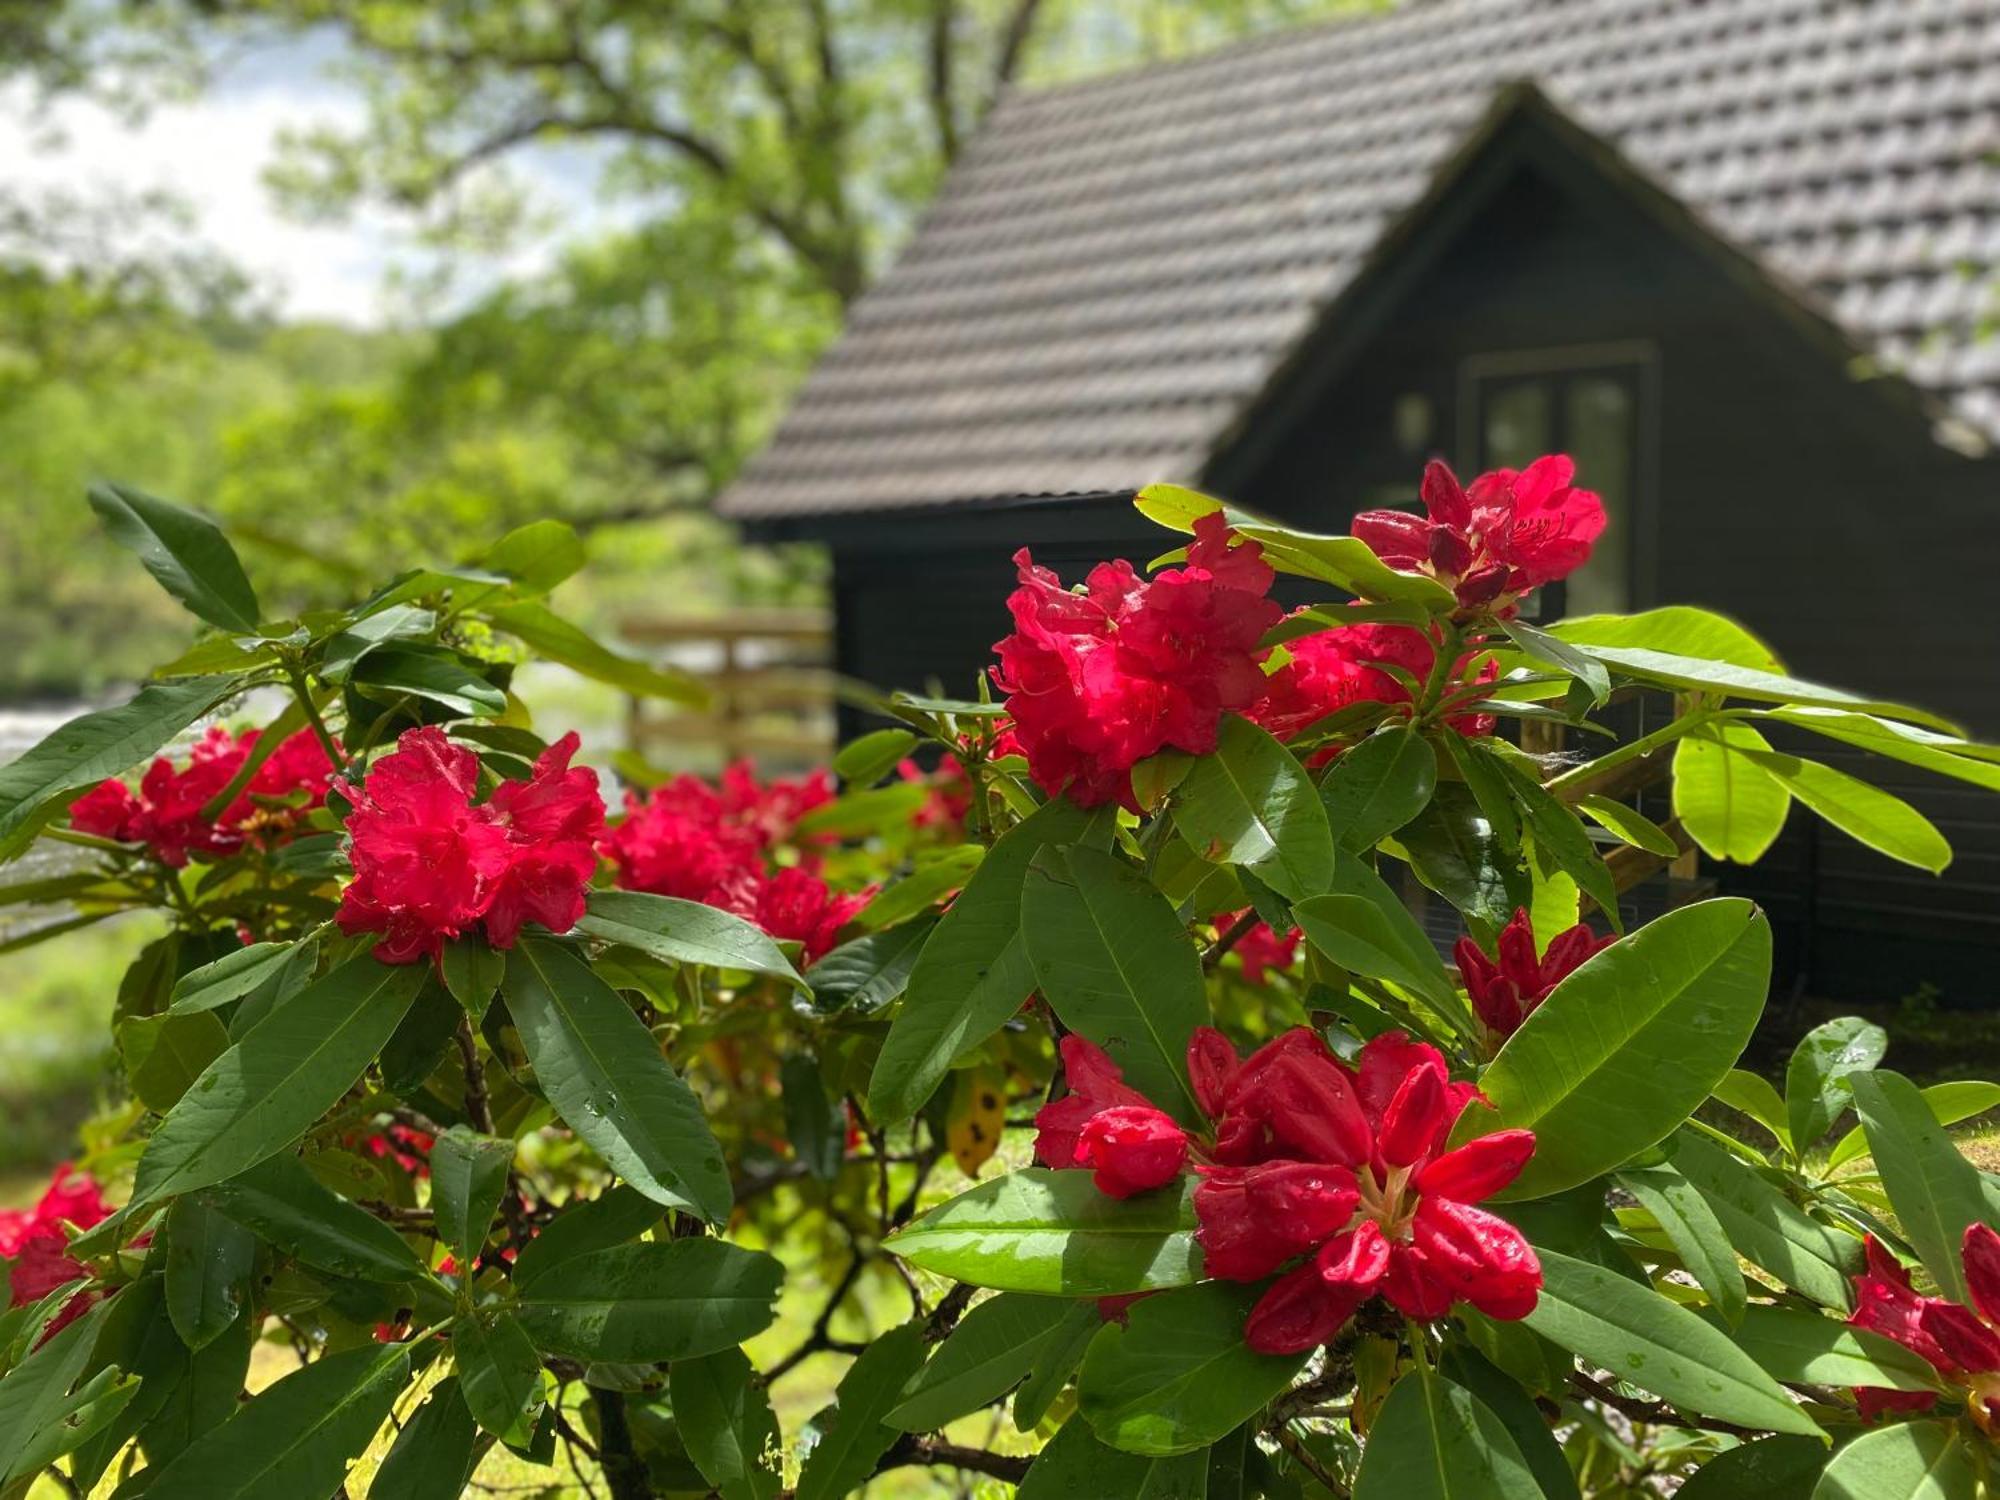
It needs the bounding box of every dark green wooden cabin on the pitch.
[719,0,2000,1003]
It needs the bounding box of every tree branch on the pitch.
[875,1436,1032,1484]
[989,0,1048,106]
[928,0,958,161]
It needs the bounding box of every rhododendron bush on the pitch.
[4,470,2000,1499]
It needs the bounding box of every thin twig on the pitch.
[1203,908,1262,969]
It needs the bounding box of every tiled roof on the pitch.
[720,0,2000,520]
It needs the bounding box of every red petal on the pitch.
[1377,1063,1450,1168]
[1420,460,1472,529]
[1187,1026,1240,1120]
[1316,1221,1391,1295]
[1409,1199,1542,1320]
[1077,1106,1189,1199]
[1417,1130,1537,1202]
[1964,1224,2000,1328]
[1355,1031,1449,1122]
[1380,1243,1454,1320]
[1244,1260,1370,1355]
[1351,511,1433,569]
[1920,1300,2000,1373]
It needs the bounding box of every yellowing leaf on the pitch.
[947,1066,1008,1178]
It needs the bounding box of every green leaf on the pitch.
[1575,794,1680,857]
[1014,1301,1100,1432]
[1618,1162,1747,1326]
[318,604,438,684]
[488,601,704,704]
[1731,1305,1944,1393]
[350,645,507,717]
[1293,893,1460,1014]
[869,795,1113,1123]
[454,1311,546,1444]
[857,844,984,929]
[781,1053,845,1182]
[132,1342,411,1500]
[123,1010,231,1113]
[1495,755,1621,929]
[200,1154,428,1282]
[89,481,261,632]
[440,936,507,1020]
[9,1366,141,1484]
[1670,1130,1859,1310]
[1730,747,1952,873]
[795,1322,929,1500]
[670,1348,782,1500]
[1786,1018,1889,1151]
[1810,1419,1974,1500]
[1555,606,1784,670]
[804,916,935,1015]
[886,1168,1201,1297]
[1850,1069,1991,1305]
[1320,726,1437,851]
[1173,716,1334,900]
[1523,1249,1821,1436]
[432,1126,516,1269]
[1462,899,1771,1200]
[130,955,429,1213]
[0,675,238,858]
[1559,641,1959,733]
[1016,1415,1210,1498]
[1678,1436,1828,1500]
[1713,1069,1793,1152]
[372,1376,478,1500]
[133,1300,253,1467]
[0,1298,109,1485]
[1237,524,1457,609]
[510,1186,664,1290]
[1077,1281,1308,1456]
[164,1196,257,1350]
[512,1239,782,1362]
[1501,618,1609,702]
[577,888,805,991]
[1353,1364,1545,1500]
[481,519,585,593]
[1753,708,2000,794]
[1434,1346,1579,1500]
[833,728,920,785]
[1675,723,1791,863]
[1396,782,1527,932]
[794,783,930,838]
[1022,845,1208,1123]
[503,936,732,1221]
[887,1293,1082,1431]
[169,943,301,1016]
[1827,1080,2000,1174]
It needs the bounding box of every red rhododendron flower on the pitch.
[603,776,764,905]
[1252,621,1497,746]
[0,1165,111,1340]
[719,761,836,848]
[723,866,870,966]
[339,728,605,963]
[898,756,974,833]
[360,1123,436,1178]
[1352,455,1604,615]
[992,514,1283,809]
[1033,1035,1188,1197]
[1217,909,1301,984]
[1850,1227,2000,1429]
[1454,907,1614,1043]
[1189,1026,1539,1354]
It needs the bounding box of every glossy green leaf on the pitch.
[1558,641,1958,732]
[1850,1070,1991,1305]
[794,783,930,837]
[372,1376,478,1500]
[795,1322,928,1500]
[1078,1281,1308,1456]
[857,844,984,929]
[1575,794,1680,857]
[885,1168,1201,1297]
[1732,746,1952,873]
[169,943,300,1016]
[807,915,936,1015]
[488,600,704,703]
[8,1366,140,1484]
[1713,1069,1793,1152]
[1353,1364,1544,1500]
[781,1053,845,1182]
[1435,1345,1579,1500]
[124,1010,231,1113]
[832,728,920,785]
[440,936,507,1020]
[1523,1249,1821,1436]
[1463,899,1771,1200]
[1497,755,1621,929]
[133,1302,254,1467]
[1786,1018,1888,1151]
[1022,845,1208,1122]
[510,1186,664,1290]
[1754,708,2000,793]
[482,519,585,593]
[1670,1130,1859,1309]
[1173,715,1334,900]
[135,1342,411,1500]
[504,936,732,1221]
[1826,1080,2000,1174]
[512,1239,782,1362]
[130,955,429,1213]
[1502,618,1609,702]
[1677,1436,1828,1500]
[89,481,261,632]
[1013,1300,1100,1432]
[0,1298,109,1485]
[164,1196,257,1350]
[454,1311,546,1444]
[432,1126,516,1269]
[0,674,237,858]
[1555,607,1783,670]
[888,1292,1081,1431]
[869,795,1112,1123]
[1293,892,1459,1014]
[1810,1419,1974,1500]
[350,644,507,716]
[1016,1415,1209,1499]
[670,1347,782,1500]
[578,888,805,991]
[1731,1305,1943,1393]
[1618,1162,1747,1325]
[200,1153,428,1282]
[1320,726,1436,850]
[1396,782,1527,932]
[1675,723,1791,863]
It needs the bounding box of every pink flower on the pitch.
[1849,1228,2000,1430]
[1454,908,1614,1042]
[992,514,1283,809]
[1352,455,1604,615]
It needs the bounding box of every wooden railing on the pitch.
[618,608,836,769]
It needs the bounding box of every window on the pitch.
[1461,346,1654,618]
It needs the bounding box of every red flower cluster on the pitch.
[1252,621,1497,746]
[897,756,974,833]
[70,724,338,866]
[1454,908,1613,1044]
[0,1165,110,1339]
[1032,1036,1191,1198]
[362,1123,435,1178]
[1850,1227,2000,1430]
[992,514,1284,809]
[337,728,605,963]
[601,762,865,964]
[1352,455,1605,614]
[1216,909,1302,985]
[1192,1027,1539,1353]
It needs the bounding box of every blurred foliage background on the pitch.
[0,0,1384,698]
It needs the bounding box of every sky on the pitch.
[0,30,611,327]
